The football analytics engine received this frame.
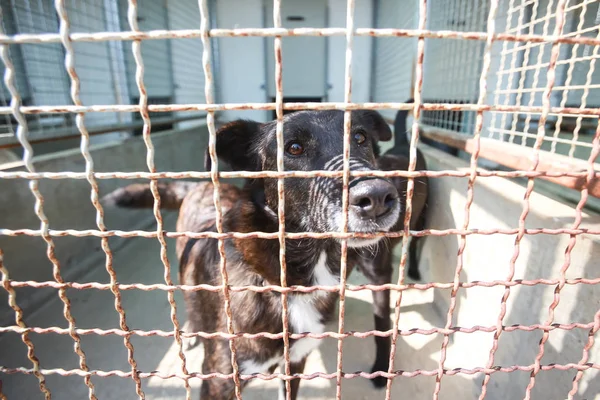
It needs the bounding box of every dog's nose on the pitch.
[349,179,398,219]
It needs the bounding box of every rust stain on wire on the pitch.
[1,3,96,399]
[335,0,356,397]
[435,0,500,397]
[2,227,600,241]
[0,0,599,398]
[524,0,591,395]
[127,1,190,398]
[3,26,600,46]
[385,0,427,396]
[198,0,242,397]
[0,250,50,399]
[1,321,597,340]
[1,102,599,115]
[272,1,293,399]
[0,363,597,381]
[2,169,599,180]
[3,276,600,294]
[0,9,50,400]
[54,1,143,398]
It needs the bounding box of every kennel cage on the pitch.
[0,0,599,399]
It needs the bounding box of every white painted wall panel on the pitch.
[265,0,327,98]
[216,0,373,122]
[216,0,268,122]
[327,0,373,104]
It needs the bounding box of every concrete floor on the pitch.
[0,211,473,400]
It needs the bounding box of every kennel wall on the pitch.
[0,0,599,399]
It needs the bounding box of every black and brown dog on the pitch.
[103,110,428,399]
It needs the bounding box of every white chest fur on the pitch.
[240,251,338,373]
[287,295,325,362]
[288,251,338,362]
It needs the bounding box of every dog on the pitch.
[352,108,428,387]
[102,109,428,399]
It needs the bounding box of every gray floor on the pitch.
[0,212,467,400]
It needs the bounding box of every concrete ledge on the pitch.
[0,124,209,326]
[419,144,600,399]
[2,133,599,398]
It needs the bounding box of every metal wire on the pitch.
[127,1,191,398]
[384,0,427,395]
[3,25,600,45]
[53,1,144,397]
[1,4,96,399]
[0,249,49,399]
[481,0,569,398]
[272,1,292,399]
[435,0,500,397]
[1,0,599,399]
[1,101,600,115]
[1,361,597,381]
[199,0,244,397]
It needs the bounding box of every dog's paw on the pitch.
[370,364,389,389]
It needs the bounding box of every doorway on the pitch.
[269,96,322,120]
[265,0,327,102]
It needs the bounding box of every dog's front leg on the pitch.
[278,357,307,400]
[357,250,393,389]
[407,211,427,281]
[371,285,392,388]
[200,340,241,400]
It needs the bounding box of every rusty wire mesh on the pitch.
[0,0,599,399]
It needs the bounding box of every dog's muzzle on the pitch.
[349,178,398,221]
[344,178,400,248]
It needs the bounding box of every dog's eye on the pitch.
[286,141,304,156]
[354,131,367,145]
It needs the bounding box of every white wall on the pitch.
[265,0,328,98]
[327,0,373,103]
[420,145,600,400]
[216,0,269,122]
[216,0,374,123]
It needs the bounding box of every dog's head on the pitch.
[206,110,400,248]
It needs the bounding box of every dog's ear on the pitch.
[204,120,262,171]
[355,110,392,142]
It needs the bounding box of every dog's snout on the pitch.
[349,179,398,220]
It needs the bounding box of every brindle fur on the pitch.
[102,110,429,398]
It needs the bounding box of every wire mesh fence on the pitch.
[0,0,599,399]
[0,0,208,152]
